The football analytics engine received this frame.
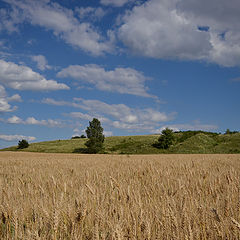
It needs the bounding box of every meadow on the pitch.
[0,152,240,239]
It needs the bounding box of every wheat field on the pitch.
[0,152,240,239]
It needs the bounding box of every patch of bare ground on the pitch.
[0,152,240,239]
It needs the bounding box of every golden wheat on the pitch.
[0,152,240,239]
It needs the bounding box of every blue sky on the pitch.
[0,0,239,148]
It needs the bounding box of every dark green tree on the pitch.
[157,128,175,149]
[85,118,104,153]
[18,139,29,149]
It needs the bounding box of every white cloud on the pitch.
[72,128,82,136]
[7,94,22,102]
[112,121,151,130]
[74,98,175,124]
[118,0,211,60]
[25,117,43,125]
[0,85,17,112]
[42,97,175,131]
[42,98,70,106]
[209,31,240,67]
[103,130,113,137]
[68,112,94,121]
[0,5,24,33]
[118,0,240,67]
[0,59,69,91]
[76,7,106,20]
[7,115,23,124]
[31,55,51,71]
[0,134,36,142]
[100,0,132,7]
[6,115,64,127]
[177,0,240,31]
[69,111,110,124]
[3,0,113,55]
[58,64,154,98]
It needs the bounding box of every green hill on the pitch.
[169,133,218,153]
[1,132,240,154]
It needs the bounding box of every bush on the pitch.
[18,139,29,149]
[156,128,175,149]
[71,136,81,139]
[85,118,104,153]
[72,135,86,139]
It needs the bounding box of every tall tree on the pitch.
[157,128,175,149]
[85,118,105,153]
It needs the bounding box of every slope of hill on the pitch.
[1,132,240,154]
[169,133,218,153]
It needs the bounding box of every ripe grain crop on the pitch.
[0,152,240,239]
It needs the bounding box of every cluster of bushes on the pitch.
[71,135,86,139]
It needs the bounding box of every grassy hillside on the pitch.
[169,133,218,153]
[1,132,240,154]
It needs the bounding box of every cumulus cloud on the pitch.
[118,0,240,67]
[42,97,175,131]
[0,59,69,91]
[118,0,211,60]
[7,94,22,102]
[6,115,64,127]
[0,134,36,141]
[58,64,154,98]
[7,115,23,124]
[177,0,240,30]
[3,0,113,55]
[74,98,175,124]
[0,85,18,112]
[31,55,51,71]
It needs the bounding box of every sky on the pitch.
[0,0,239,148]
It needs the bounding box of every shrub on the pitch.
[71,136,81,139]
[18,139,29,149]
[72,135,86,139]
